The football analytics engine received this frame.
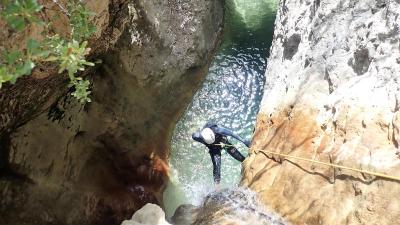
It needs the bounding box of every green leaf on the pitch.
[3,1,20,14]
[15,60,35,78]
[25,0,43,13]
[70,54,77,61]
[27,39,40,54]
[44,56,60,62]
[83,61,95,66]
[28,15,45,26]
[35,50,51,58]
[58,65,66,74]
[5,51,22,64]
[0,65,13,87]
[26,39,50,59]
[7,16,26,31]
[1,0,44,31]
[68,1,96,41]
[70,78,91,103]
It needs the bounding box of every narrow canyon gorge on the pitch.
[1,0,400,225]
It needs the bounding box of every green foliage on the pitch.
[27,39,50,59]
[68,1,96,42]
[0,0,97,103]
[44,37,94,103]
[57,41,94,77]
[44,37,94,78]
[1,0,43,31]
[0,49,34,88]
[69,78,91,103]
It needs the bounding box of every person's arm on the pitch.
[215,126,251,147]
[203,121,217,129]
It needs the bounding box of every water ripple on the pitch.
[164,0,278,217]
[166,46,266,205]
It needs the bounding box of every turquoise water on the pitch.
[164,0,278,217]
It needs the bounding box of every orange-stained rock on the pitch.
[243,0,400,224]
[244,107,400,224]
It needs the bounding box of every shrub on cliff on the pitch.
[0,0,97,103]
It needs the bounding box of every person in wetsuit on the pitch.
[192,122,251,187]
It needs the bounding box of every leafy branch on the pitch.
[0,0,97,103]
[1,0,43,31]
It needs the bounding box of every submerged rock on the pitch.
[172,188,287,225]
[243,0,400,224]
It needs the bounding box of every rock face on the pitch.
[0,0,125,136]
[0,0,223,225]
[242,0,400,224]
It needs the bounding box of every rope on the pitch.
[213,143,400,182]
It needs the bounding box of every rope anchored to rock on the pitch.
[213,143,400,182]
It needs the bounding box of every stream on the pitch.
[163,0,279,217]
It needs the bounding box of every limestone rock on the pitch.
[243,0,400,224]
[0,1,223,225]
[172,188,287,225]
[121,203,171,225]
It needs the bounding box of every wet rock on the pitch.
[171,204,198,225]
[243,0,400,224]
[121,203,171,225]
[172,188,287,225]
[0,0,223,225]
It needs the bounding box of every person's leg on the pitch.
[209,150,222,185]
[225,141,245,162]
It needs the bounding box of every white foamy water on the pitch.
[193,187,288,225]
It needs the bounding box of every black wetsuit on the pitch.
[192,122,249,183]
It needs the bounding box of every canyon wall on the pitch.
[243,0,400,224]
[0,0,223,225]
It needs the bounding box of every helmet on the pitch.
[201,128,215,144]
